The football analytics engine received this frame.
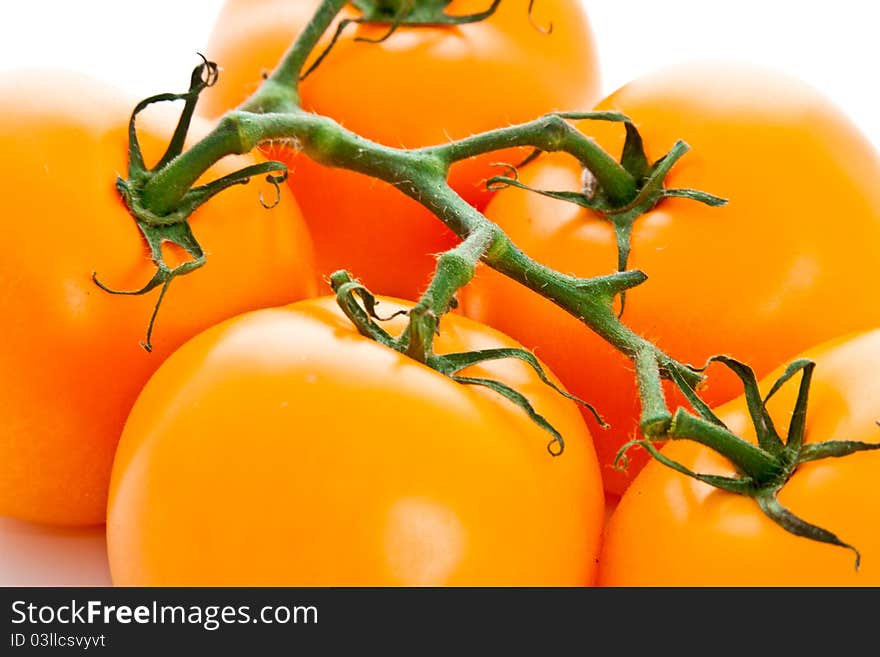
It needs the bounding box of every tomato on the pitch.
[0,71,316,526]
[599,329,880,586]
[202,0,601,299]
[106,296,604,586]
[462,62,880,495]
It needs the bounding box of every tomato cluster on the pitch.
[1,1,878,587]
[202,0,601,300]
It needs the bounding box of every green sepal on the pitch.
[620,121,650,180]
[700,355,786,456]
[638,352,873,568]
[484,129,727,318]
[92,219,205,353]
[763,358,815,403]
[451,375,566,456]
[756,491,861,570]
[97,56,290,352]
[154,55,219,171]
[481,177,604,210]
[303,1,502,80]
[329,270,399,349]
[127,56,218,179]
[667,363,726,427]
[628,419,865,568]
[329,273,596,456]
[614,439,757,495]
[798,440,880,463]
[776,360,815,458]
[662,188,728,206]
[433,347,607,428]
[432,344,606,456]
[597,139,727,285]
[669,408,781,481]
[100,162,287,353]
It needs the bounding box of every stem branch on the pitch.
[403,223,496,362]
[423,115,637,206]
[635,349,672,437]
[136,103,703,421]
[242,0,349,113]
[670,410,782,481]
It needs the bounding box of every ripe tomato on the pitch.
[107,296,604,586]
[462,62,880,495]
[202,0,601,299]
[599,329,880,586]
[0,71,316,526]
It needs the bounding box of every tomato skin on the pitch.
[599,330,880,586]
[202,0,601,299]
[107,296,604,586]
[462,62,880,495]
[0,71,316,526]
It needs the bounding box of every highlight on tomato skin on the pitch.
[461,60,880,496]
[0,70,317,527]
[598,329,880,587]
[106,296,605,586]
[200,0,603,300]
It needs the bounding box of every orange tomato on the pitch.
[107,296,604,586]
[202,0,601,299]
[0,71,316,526]
[463,62,880,495]
[599,329,880,586]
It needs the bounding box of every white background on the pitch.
[0,1,878,585]
[0,1,878,147]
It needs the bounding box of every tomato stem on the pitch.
[402,226,496,363]
[423,113,638,206]
[115,0,707,453]
[247,0,348,111]
[668,410,781,480]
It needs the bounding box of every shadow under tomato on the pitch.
[0,518,110,586]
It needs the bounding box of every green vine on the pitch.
[97,0,879,562]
